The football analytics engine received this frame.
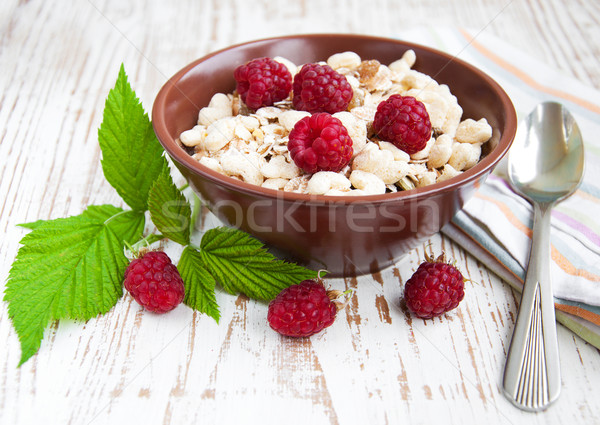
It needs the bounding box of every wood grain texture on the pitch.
[1,0,599,424]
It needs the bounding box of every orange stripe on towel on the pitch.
[556,304,600,327]
[458,28,600,115]
[551,245,600,282]
[475,192,600,281]
[575,189,600,204]
[474,192,532,238]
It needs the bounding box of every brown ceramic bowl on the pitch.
[152,34,516,277]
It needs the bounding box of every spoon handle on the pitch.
[503,202,561,411]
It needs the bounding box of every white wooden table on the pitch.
[1,1,599,424]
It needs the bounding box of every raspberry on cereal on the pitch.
[373,95,432,154]
[288,113,353,174]
[234,58,292,110]
[292,63,353,114]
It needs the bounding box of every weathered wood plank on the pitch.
[1,0,599,424]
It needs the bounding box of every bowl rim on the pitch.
[152,33,517,205]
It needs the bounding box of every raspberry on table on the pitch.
[268,279,342,337]
[292,63,353,114]
[403,253,465,319]
[288,112,353,174]
[234,57,292,110]
[124,251,185,314]
[373,94,432,154]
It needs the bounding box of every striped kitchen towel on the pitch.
[399,27,600,349]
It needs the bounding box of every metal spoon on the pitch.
[503,102,584,411]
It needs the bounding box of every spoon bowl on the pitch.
[503,102,584,411]
[509,103,585,204]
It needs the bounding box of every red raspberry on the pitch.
[288,113,353,174]
[268,279,340,337]
[234,57,292,110]
[373,95,432,154]
[292,63,353,114]
[124,251,185,314]
[403,253,465,319]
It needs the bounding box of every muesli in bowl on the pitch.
[152,34,516,275]
[178,50,493,196]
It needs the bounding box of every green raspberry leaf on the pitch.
[4,205,144,366]
[98,64,169,211]
[18,220,47,230]
[85,205,146,244]
[148,169,191,246]
[178,246,220,322]
[199,227,319,301]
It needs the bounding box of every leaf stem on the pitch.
[188,243,202,252]
[144,233,165,245]
[123,239,135,254]
[130,233,164,251]
[103,209,132,226]
[190,193,201,234]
